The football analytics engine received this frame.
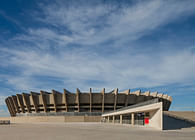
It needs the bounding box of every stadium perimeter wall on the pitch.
[0,116,101,123]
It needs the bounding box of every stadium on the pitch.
[5,88,172,117]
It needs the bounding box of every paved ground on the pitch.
[0,123,195,140]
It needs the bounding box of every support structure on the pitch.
[22,93,31,113]
[40,91,49,113]
[113,116,115,123]
[52,90,57,112]
[114,88,118,111]
[124,89,130,106]
[76,88,80,112]
[30,92,39,113]
[131,113,134,125]
[89,88,92,112]
[101,88,105,113]
[5,98,15,116]
[120,115,123,124]
[5,88,172,118]
[63,89,69,112]
[11,96,20,113]
[16,94,25,113]
[102,101,163,130]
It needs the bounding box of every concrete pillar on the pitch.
[108,116,110,123]
[76,88,80,112]
[51,90,57,112]
[101,88,105,113]
[89,88,92,112]
[125,89,130,107]
[120,115,123,124]
[131,113,134,125]
[114,89,118,111]
[113,116,115,123]
[63,89,68,112]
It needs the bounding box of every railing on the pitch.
[16,112,102,117]
[102,98,159,116]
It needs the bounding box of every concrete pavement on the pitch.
[0,123,194,140]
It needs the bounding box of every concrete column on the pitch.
[11,96,20,113]
[113,116,115,123]
[108,116,110,123]
[76,88,80,112]
[101,88,105,113]
[52,90,57,112]
[125,89,130,107]
[30,92,38,113]
[16,94,25,113]
[89,88,92,112]
[131,113,134,125]
[114,89,118,111]
[22,93,31,113]
[40,91,47,113]
[120,115,123,124]
[63,89,68,112]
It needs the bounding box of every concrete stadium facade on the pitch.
[5,88,172,117]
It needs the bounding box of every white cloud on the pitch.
[0,0,195,93]
[33,0,195,46]
[0,45,195,92]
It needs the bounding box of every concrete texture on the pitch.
[0,116,102,123]
[164,111,195,122]
[103,102,163,130]
[5,88,172,117]
[163,114,195,130]
[0,123,195,140]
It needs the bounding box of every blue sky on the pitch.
[0,0,195,116]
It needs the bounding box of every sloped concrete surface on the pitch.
[164,111,195,122]
[163,111,195,130]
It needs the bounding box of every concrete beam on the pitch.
[89,88,92,112]
[76,88,80,112]
[101,88,105,113]
[63,89,69,112]
[114,88,118,111]
[40,91,50,113]
[22,93,31,113]
[131,113,134,125]
[124,89,130,107]
[5,98,14,116]
[166,96,172,111]
[150,92,158,98]
[11,95,20,113]
[52,90,58,112]
[162,94,168,111]
[131,90,141,96]
[120,115,123,124]
[8,97,16,116]
[143,91,150,97]
[30,92,39,113]
[16,94,25,113]
[130,90,140,104]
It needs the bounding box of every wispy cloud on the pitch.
[0,0,195,94]
[33,0,195,46]
[0,44,195,92]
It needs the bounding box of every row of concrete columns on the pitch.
[104,113,135,125]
